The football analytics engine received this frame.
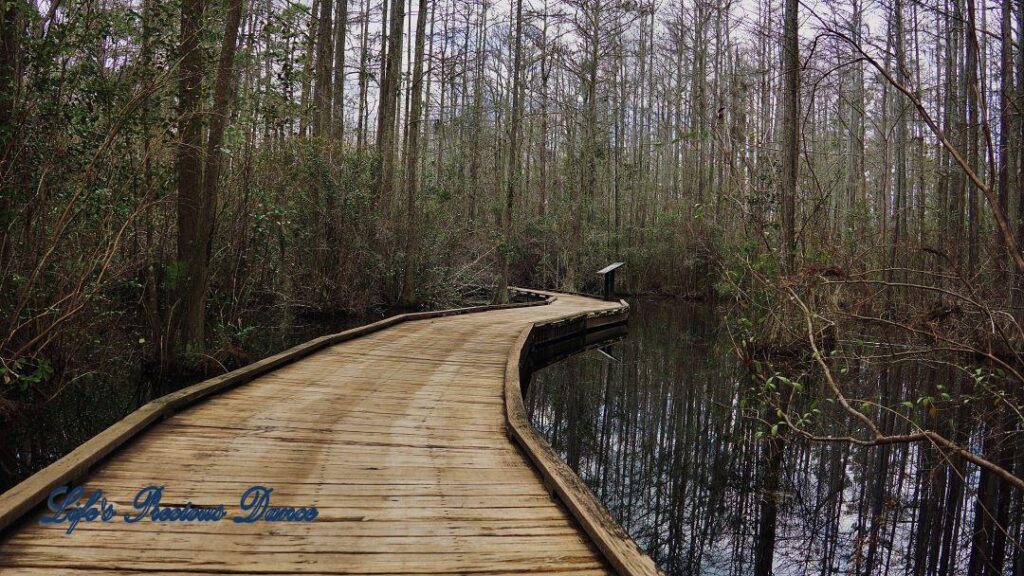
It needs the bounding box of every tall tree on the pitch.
[203,0,245,248]
[0,0,18,135]
[399,0,428,305]
[844,0,864,237]
[175,0,210,352]
[377,0,406,200]
[996,0,1013,285]
[890,0,908,273]
[498,0,525,302]
[333,0,349,139]
[536,0,552,216]
[779,0,799,272]
[300,0,321,136]
[965,0,980,274]
[1018,0,1024,310]
[174,0,245,355]
[356,0,370,150]
[313,0,335,136]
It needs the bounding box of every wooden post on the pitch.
[596,262,624,301]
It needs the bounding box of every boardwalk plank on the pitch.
[0,292,658,576]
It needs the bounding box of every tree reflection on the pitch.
[525,299,1024,576]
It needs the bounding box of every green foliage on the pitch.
[0,356,54,397]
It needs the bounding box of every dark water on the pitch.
[525,299,1024,576]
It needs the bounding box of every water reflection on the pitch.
[525,299,1024,576]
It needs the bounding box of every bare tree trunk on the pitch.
[203,0,245,233]
[1018,0,1024,311]
[497,0,524,303]
[399,0,428,306]
[377,0,405,201]
[376,0,390,136]
[890,0,907,274]
[965,0,980,275]
[356,0,369,151]
[779,0,799,272]
[175,0,209,353]
[332,0,349,140]
[299,0,320,137]
[468,3,486,221]
[313,0,334,136]
[538,1,550,217]
[0,0,19,137]
[996,0,1013,287]
[175,0,244,358]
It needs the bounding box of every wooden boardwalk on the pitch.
[0,290,659,575]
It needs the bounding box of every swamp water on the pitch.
[526,299,1024,576]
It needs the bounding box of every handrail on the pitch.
[596,262,625,275]
[597,262,625,300]
[503,299,662,576]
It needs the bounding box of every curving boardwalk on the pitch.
[0,291,659,576]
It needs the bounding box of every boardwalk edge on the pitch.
[504,299,664,576]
